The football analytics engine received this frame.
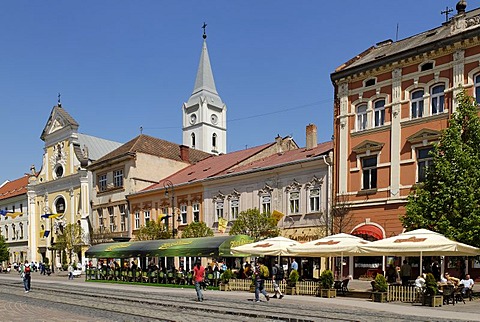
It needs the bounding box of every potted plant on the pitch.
[285,269,299,295]
[423,273,442,307]
[318,269,336,298]
[372,273,388,302]
[219,269,233,291]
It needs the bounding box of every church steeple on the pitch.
[182,24,227,155]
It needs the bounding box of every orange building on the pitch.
[330,3,480,276]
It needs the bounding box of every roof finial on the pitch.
[57,92,61,107]
[202,22,207,39]
[456,0,467,15]
[441,6,453,22]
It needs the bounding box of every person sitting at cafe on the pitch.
[415,274,426,291]
[386,265,398,284]
[445,272,460,286]
[460,274,474,296]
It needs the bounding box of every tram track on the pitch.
[0,279,359,321]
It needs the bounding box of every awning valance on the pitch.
[85,235,253,259]
[352,224,383,240]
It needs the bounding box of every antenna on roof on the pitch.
[441,6,453,22]
[202,22,207,39]
[57,92,61,107]
[395,23,399,41]
[140,126,143,134]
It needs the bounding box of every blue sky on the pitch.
[0,0,455,181]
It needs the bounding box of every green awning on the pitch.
[85,235,253,259]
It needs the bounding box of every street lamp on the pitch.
[163,180,176,238]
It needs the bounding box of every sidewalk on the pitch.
[3,272,479,321]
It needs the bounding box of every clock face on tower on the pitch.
[190,113,197,124]
[211,114,218,125]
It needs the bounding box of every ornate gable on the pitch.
[406,129,441,144]
[352,140,384,154]
[41,105,79,141]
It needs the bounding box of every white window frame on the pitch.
[261,195,271,215]
[216,200,224,220]
[134,212,140,229]
[309,188,320,213]
[98,209,104,232]
[98,174,107,192]
[374,99,385,127]
[417,147,433,183]
[192,203,200,222]
[119,205,126,231]
[230,199,239,219]
[431,84,445,115]
[144,210,150,225]
[113,169,123,188]
[361,156,378,190]
[289,191,300,214]
[108,206,115,232]
[356,104,368,131]
[411,90,424,119]
[180,204,187,224]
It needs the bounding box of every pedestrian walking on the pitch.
[22,261,31,293]
[254,258,270,303]
[271,259,284,299]
[193,261,205,302]
[68,263,74,280]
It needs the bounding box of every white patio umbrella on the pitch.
[287,233,371,278]
[231,236,300,257]
[358,229,480,274]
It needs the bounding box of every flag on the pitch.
[43,230,50,238]
[158,213,171,221]
[218,217,228,233]
[0,209,8,216]
[271,210,285,223]
[41,213,62,219]
[40,230,45,239]
[6,212,23,219]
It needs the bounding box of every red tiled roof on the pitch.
[89,134,211,168]
[141,142,274,191]
[215,141,333,176]
[0,175,29,200]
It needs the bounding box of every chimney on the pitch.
[306,124,318,150]
[180,145,190,162]
[275,134,283,154]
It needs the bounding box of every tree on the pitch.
[331,194,353,234]
[402,89,480,247]
[229,208,279,241]
[54,223,86,263]
[135,219,171,241]
[181,221,214,238]
[0,235,9,263]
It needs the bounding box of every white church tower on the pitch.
[182,25,226,155]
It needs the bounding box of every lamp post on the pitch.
[163,180,175,238]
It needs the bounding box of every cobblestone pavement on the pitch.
[0,272,479,322]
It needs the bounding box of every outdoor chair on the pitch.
[167,272,175,284]
[176,272,186,285]
[159,271,166,284]
[149,271,157,283]
[339,278,350,296]
[465,285,474,301]
[454,284,466,304]
[442,285,455,305]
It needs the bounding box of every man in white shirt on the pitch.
[460,274,474,296]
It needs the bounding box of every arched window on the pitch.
[212,133,217,148]
[374,99,385,127]
[356,104,367,131]
[411,90,424,119]
[431,84,445,115]
[475,74,480,104]
[191,133,195,148]
[55,197,66,214]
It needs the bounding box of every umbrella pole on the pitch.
[340,252,344,279]
[420,252,423,276]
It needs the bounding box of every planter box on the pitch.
[219,283,231,291]
[285,285,297,295]
[318,289,336,298]
[373,292,387,303]
[423,295,443,307]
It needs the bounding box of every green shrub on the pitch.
[220,269,233,283]
[425,273,438,296]
[320,269,334,289]
[288,269,299,286]
[374,273,388,292]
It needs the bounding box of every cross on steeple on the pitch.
[57,93,61,106]
[202,22,207,39]
[441,6,453,22]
